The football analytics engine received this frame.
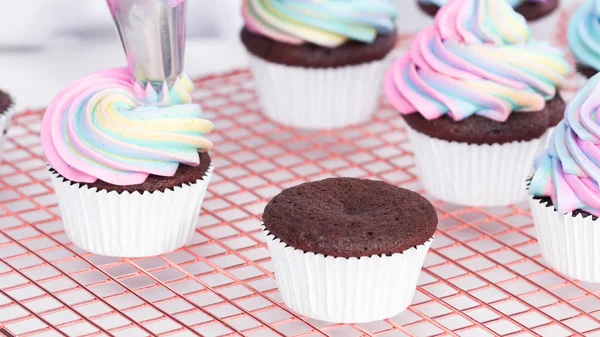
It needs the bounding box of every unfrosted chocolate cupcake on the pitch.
[240,0,397,129]
[569,0,600,79]
[385,0,569,207]
[0,90,14,161]
[262,178,437,323]
[418,0,559,21]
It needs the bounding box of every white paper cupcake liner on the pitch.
[407,127,545,207]
[529,195,600,282]
[248,54,389,129]
[263,226,433,323]
[0,108,14,161]
[49,165,213,258]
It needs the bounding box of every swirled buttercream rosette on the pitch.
[529,73,600,282]
[569,0,600,78]
[417,0,559,21]
[41,68,215,257]
[0,90,14,163]
[384,0,568,206]
[240,0,398,129]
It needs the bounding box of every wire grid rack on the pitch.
[0,6,598,337]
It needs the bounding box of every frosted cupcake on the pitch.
[41,68,214,257]
[385,0,569,207]
[0,90,13,161]
[241,0,397,129]
[529,73,600,282]
[568,0,600,78]
[417,0,559,20]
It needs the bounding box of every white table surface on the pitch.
[0,38,249,111]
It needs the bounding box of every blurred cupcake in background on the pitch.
[568,0,600,78]
[385,0,569,207]
[0,90,14,162]
[241,0,397,129]
[529,73,600,282]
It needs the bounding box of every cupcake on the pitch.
[529,73,600,282]
[262,178,437,323]
[241,0,397,129]
[0,90,14,161]
[41,68,214,258]
[384,0,569,207]
[417,0,559,21]
[568,0,600,79]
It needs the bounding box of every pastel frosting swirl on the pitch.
[41,68,214,186]
[530,74,600,217]
[418,0,540,8]
[241,0,397,48]
[384,0,569,122]
[568,0,600,71]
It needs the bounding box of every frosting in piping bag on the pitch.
[530,73,600,217]
[241,0,397,48]
[41,68,214,186]
[384,0,569,122]
[568,0,600,71]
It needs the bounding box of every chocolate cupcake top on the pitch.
[41,68,214,187]
[530,73,600,217]
[0,90,13,116]
[385,0,569,123]
[569,0,600,74]
[241,0,397,48]
[263,178,438,258]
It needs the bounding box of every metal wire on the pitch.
[0,6,596,336]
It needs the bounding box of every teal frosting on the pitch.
[569,0,600,71]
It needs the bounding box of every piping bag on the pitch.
[107,0,187,91]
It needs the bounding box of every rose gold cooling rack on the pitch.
[1,6,598,337]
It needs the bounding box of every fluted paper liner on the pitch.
[248,54,389,129]
[407,127,546,207]
[49,165,213,258]
[529,195,600,283]
[0,108,14,161]
[263,226,433,323]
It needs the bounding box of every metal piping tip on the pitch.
[107,0,186,91]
